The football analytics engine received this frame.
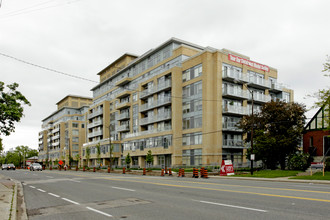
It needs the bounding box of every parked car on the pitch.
[30,163,42,171]
[1,164,8,170]
[7,164,16,170]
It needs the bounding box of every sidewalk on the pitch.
[0,174,16,220]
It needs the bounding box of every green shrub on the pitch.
[287,152,310,171]
[325,158,330,171]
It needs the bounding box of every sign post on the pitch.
[220,160,235,176]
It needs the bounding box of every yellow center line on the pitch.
[42,171,330,202]
[103,177,330,203]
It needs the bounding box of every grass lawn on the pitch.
[290,172,330,181]
[233,170,301,178]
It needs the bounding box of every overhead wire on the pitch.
[0,52,98,83]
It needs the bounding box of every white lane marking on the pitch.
[62,198,80,205]
[196,200,268,213]
[86,207,112,217]
[37,189,46,193]
[111,186,135,192]
[46,176,54,178]
[29,186,36,189]
[22,183,27,186]
[48,193,60,198]
[70,179,81,183]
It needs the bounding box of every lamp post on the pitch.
[249,89,254,175]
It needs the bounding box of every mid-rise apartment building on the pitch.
[80,38,293,168]
[38,95,92,166]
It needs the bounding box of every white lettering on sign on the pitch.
[228,54,270,72]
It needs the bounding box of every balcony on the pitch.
[222,122,242,132]
[118,112,130,120]
[87,119,103,129]
[88,130,103,138]
[117,124,130,132]
[52,127,60,134]
[248,94,271,104]
[222,89,248,100]
[222,70,248,83]
[116,101,131,110]
[52,134,60,140]
[222,105,247,116]
[269,82,283,93]
[139,96,172,113]
[248,78,271,89]
[140,112,171,126]
[223,139,247,149]
[116,90,132,99]
[140,80,171,99]
[88,109,103,119]
[124,126,172,139]
[115,77,133,87]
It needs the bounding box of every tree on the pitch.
[125,153,131,169]
[239,101,306,170]
[0,82,30,136]
[75,154,80,167]
[146,150,153,168]
[15,146,29,167]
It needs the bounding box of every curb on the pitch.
[15,180,28,220]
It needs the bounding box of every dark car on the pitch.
[30,163,42,171]
[1,164,8,170]
[7,164,16,170]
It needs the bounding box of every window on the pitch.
[72,129,79,136]
[72,137,79,143]
[182,133,202,146]
[72,123,79,128]
[182,149,202,166]
[182,64,202,82]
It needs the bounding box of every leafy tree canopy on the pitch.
[239,101,306,170]
[0,81,30,136]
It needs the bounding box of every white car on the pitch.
[30,163,42,171]
[1,164,8,170]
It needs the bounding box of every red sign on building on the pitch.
[59,160,63,166]
[228,54,270,72]
[220,160,235,176]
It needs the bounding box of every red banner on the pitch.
[228,54,270,72]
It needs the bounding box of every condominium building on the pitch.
[38,95,92,166]
[81,38,293,168]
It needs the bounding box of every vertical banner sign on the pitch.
[228,54,270,72]
[220,160,235,176]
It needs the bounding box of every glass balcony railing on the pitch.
[223,139,246,149]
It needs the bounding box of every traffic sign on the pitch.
[220,160,235,176]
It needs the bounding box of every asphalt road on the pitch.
[1,169,330,220]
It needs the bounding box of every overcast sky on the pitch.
[1,0,329,152]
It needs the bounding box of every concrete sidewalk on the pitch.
[0,174,27,220]
[0,174,16,220]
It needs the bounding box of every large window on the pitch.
[182,64,202,82]
[182,132,202,146]
[182,81,202,98]
[182,149,202,166]
[183,116,202,129]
